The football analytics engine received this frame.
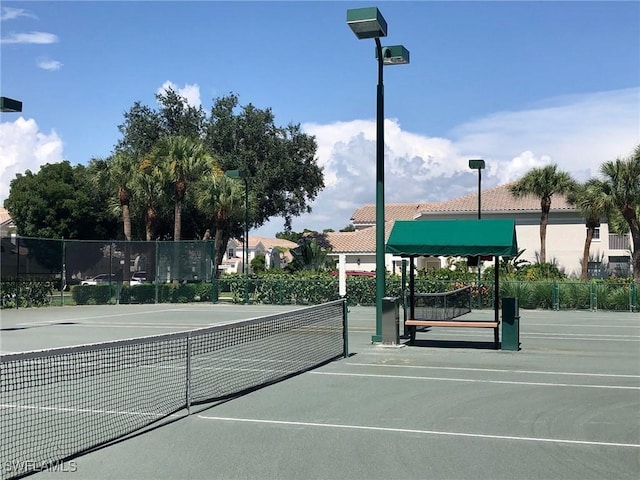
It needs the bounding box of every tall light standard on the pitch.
[469,159,485,309]
[347,6,409,342]
[225,169,249,305]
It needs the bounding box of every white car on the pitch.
[130,271,147,286]
[81,274,116,286]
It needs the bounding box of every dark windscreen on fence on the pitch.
[1,237,214,286]
[0,237,63,281]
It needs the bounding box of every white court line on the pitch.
[309,371,640,390]
[421,331,640,342]
[345,363,640,379]
[525,323,640,329]
[0,403,183,418]
[196,415,640,449]
[523,332,640,338]
[15,309,188,327]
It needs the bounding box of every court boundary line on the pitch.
[345,362,640,379]
[309,371,640,390]
[196,415,640,449]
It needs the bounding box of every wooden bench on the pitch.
[405,319,500,349]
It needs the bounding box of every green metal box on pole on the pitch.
[381,297,400,345]
[501,297,520,351]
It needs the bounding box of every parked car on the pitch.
[81,274,116,286]
[330,270,376,277]
[130,271,147,286]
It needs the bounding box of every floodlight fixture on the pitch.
[376,45,410,65]
[347,7,388,39]
[1,97,22,113]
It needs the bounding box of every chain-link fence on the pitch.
[1,236,214,306]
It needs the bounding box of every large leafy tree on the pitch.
[510,164,576,264]
[4,161,118,240]
[566,179,610,280]
[598,146,640,280]
[205,94,324,231]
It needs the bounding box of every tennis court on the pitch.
[1,304,639,480]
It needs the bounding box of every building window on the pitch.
[608,234,630,250]
[592,227,600,240]
[587,261,605,279]
[608,256,630,278]
[228,248,235,258]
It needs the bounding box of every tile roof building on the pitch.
[327,183,631,278]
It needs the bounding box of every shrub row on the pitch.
[2,276,637,312]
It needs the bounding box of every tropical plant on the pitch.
[287,235,333,272]
[107,152,138,241]
[597,146,640,281]
[134,153,169,240]
[509,164,576,263]
[152,136,214,241]
[194,172,245,278]
[566,179,610,280]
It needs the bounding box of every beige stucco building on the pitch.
[327,183,632,279]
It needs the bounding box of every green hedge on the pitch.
[2,276,637,312]
[1,280,53,308]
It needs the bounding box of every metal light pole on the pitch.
[347,7,409,342]
[225,169,249,305]
[469,159,485,308]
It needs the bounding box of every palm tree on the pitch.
[134,153,168,241]
[194,172,244,278]
[153,136,213,241]
[89,152,138,284]
[598,146,640,280]
[510,164,576,264]
[566,180,610,280]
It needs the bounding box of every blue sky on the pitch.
[1,1,639,238]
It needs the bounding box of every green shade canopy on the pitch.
[386,219,518,257]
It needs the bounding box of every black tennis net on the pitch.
[0,300,347,479]
[413,286,472,320]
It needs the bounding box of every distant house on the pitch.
[327,183,632,278]
[0,207,16,237]
[220,236,298,274]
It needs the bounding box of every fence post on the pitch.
[552,282,559,311]
[590,282,597,312]
[154,240,159,304]
[15,235,20,309]
[631,282,638,313]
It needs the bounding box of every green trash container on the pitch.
[501,297,520,351]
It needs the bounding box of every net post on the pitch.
[342,299,349,358]
[186,333,192,414]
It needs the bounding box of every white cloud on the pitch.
[156,81,201,108]
[452,88,640,182]
[0,31,58,44]
[37,58,62,71]
[253,87,639,237]
[0,118,64,202]
[0,7,37,21]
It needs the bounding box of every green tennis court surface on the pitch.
[2,305,639,479]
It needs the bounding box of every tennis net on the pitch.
[0,300,347,479]
[413,286,472,320]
